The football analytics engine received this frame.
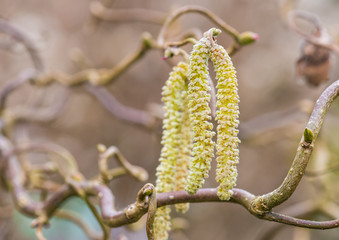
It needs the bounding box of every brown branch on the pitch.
[0,18,44,71]
[84,0,116,33]
[287,10,339,55]
[54,209,102,240]
[255,200,318,240]
[90,1,167,24]
[305,164,339,177]
[84,84,156,129]
[3,89,69,126]
[33,33,153,86]
[97,144,149,183]
[157,5,240,46]
[251,80,339,214]
[0,69,35,112]
[262,212,339,229]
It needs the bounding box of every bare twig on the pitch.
[157,5,240,46]
[84,84,156,128]
[35,226,46,240]
[85,0,116,33]
[5,142,79,179]
[33,32,152,86]
[90,1,167,24]
[2,89,69,126]
[0,18,44,71]
[55,209,102,240]
[288,10,339,55]
[97,144,149,183]
[0,69,35,112]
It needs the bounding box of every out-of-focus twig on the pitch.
[6,142,79,179]
[55,209,102,240]
[157,5,239,46]
[33,33,153,86]
[84,84,157,129]
[2,89,69,127]
[97,144,148,183]
[85,0,116,33]
[288,10,334,86]
[0,69,36,113]
[305,164,339,177]
[70,48,159,130]
[0,18,44,71]
[255,200,318,240]
[157,5,258,55]
[35,226,46,240]
[90,1,167,25]
[288,10,339,55]
[240,99,314,143]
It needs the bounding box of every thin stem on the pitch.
[33,33,152,86]
[85,0,116,33]
[35,226,46,240]
[90,1,166,24]
[83,195,110,240]
[6,142,79,179]
[288,10,339,55]
[97,144,148,183]
[0,69,35,113]
[165,37,197,48]
[0,19,44,71]
[55,209,102,240]
[84,84,156,129]
[262,212,339,229]
[157,5,240,46]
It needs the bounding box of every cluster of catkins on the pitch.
[154,28,240,240]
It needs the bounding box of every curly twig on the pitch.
[288,10,339,55]
[54,209,102,240]
[33,32,153,86]
[84,84,157,128]
[0,69,35,113]
[90,1,167,24]
[157,5,239,46]
[97,144,149,183]
[0,18,44,71]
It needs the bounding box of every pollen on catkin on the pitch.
[185,36,215,195]
[154,61,189,240]
[210,40,240,201]
[174,87,191,213]
[154,207,171,240]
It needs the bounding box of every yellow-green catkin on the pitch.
[185,36,215,195]
[174,87,191,213]
[154,61,189,240]
[210,41,240,200]
[154,207,171,240]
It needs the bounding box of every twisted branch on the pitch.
[0,18,44,71]
[250,80,339,214]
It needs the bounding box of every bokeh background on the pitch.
[1,0,339,239]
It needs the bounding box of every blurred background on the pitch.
[1,0,339,239]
